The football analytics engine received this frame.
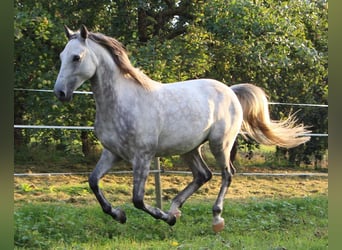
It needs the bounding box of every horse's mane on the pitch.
[87,32,153,90]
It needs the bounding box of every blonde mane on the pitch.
[88,32,153,90]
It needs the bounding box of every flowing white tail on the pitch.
[231,83,310,148]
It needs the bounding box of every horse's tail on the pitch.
[231,83,310,148]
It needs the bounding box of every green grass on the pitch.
[14,195,327,249]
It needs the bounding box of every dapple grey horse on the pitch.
[54,25,310,232]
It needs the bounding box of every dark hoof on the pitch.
[117,210,127,224]
[110,208,127,224]
[166,214,177,226]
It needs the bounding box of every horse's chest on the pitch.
[94,115,138,156]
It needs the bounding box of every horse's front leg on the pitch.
[88,149,126,223]
[132,156,176,226]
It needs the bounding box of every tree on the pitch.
[14,0,107,153]
[14,0,327,167]
[136,0,196,42]
[200,0,328,167]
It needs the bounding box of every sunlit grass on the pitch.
[15,195,327,249]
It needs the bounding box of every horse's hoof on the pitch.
[212,218,225,233]
[111,208,127,224]
[166,214,177,226]
[118,212,127,224]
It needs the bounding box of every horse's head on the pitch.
[54,25,97,102]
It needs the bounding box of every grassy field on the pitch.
[14,173,328,249]
[14,143,328,249]
[15,196,327,249]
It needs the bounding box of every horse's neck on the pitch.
[89,56,143,119]
[88,41,161,121]
[91,70,122,115]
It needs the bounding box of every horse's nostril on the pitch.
[54,88,69,101]
[58,91,66,98]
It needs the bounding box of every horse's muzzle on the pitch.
[54,87,73,102]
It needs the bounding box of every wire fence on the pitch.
[14,87,328,173]
[14,88,329,107]
[14,88,328,208]
[14,170,328,178]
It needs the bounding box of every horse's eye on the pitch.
[72,55,81,62]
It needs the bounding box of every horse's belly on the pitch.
[155,91,215,156]
[155,141,205,156]
[155,126,210,156]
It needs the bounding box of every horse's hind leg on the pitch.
[230,140,238,174]
[168,146,213,218]
[88,149,126,223]
[209,141,235,232]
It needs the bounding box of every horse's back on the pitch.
[154,79,242,155]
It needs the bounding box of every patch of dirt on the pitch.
[14,172,328,206]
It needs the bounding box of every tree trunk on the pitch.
[81,131,91,157]
[137,7,148,43]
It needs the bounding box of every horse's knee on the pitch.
[196,170,212,185]
[195,167,213,186]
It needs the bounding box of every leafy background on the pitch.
[14,0,328,168]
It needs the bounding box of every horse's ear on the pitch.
[64,25,74,40]
[80,25,89,40]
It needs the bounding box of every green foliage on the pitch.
[132,25,214,82]
[14,196,327,249]
[14,0,328,168]
[200,0,328,166]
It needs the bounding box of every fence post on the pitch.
[153,157,162,209]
